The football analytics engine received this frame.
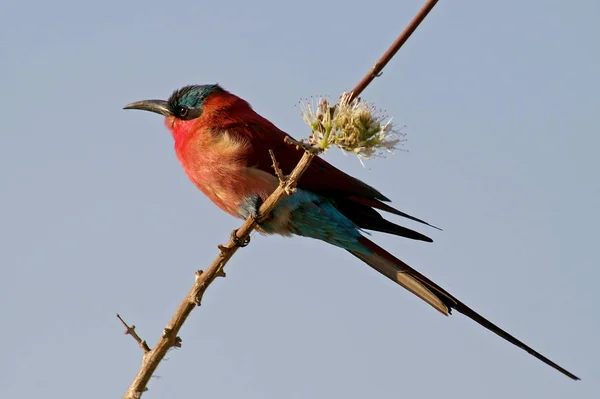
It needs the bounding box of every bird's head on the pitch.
[124,83,255,144]
[124,84,224,121]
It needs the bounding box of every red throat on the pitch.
[164,115,196,146]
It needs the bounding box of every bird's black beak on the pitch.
[123,100,172,116]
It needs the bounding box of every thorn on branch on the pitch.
[192,294,202,306]
[217,244,230,254]
[269,149,296,195]
[269,149,287,185]
[116,313,151,353]
[162,328,182,348]
[371,63,383,78]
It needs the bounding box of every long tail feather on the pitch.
[349,237,580,380]
[350,249,450,315]
[349,196,442,230]
[334,199,433,242]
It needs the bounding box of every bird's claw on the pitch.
[251,197,266,225]
[252,211,264,224]
[230,229,250,247]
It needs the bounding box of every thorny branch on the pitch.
[117,314,151,354]
[120,1,440,398]
[121,150,317,399]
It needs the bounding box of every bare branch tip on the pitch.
[269,149,286,184]
[116,313,127,327]
[116,314,150,353]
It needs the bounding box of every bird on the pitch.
[124,83,578,380]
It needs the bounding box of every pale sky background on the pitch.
[1,0,598,398]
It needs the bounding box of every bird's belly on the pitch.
[177,129,280,217]
[189,165,279,218]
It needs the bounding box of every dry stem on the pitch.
[348,0,440,102]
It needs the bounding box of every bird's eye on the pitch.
[176,106,189,118]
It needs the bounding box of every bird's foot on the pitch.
[251,197,270,225]
[230,229,250,247]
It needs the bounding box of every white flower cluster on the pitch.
[299,92,404,164]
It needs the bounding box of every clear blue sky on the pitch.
[1,0,598,398]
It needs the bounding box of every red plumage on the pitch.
[170,90,436,241]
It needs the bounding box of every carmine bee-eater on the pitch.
[124,84,578,380]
